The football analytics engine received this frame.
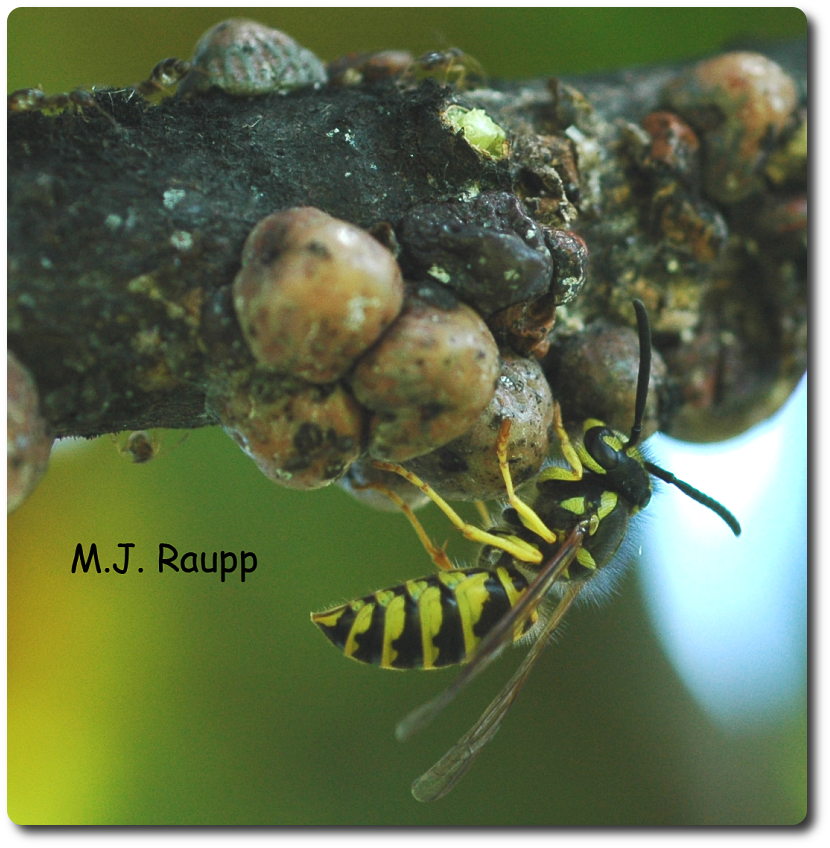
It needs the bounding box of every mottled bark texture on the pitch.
[8,40,806,446]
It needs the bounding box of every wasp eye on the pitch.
[584,426,620,470]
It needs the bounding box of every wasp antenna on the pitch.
[626,299,652,450]
[644,461,741,536]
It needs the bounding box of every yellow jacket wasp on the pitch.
[312,300,740,802]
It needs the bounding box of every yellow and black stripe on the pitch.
[312,565,535,669]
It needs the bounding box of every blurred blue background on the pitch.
[7,7,807,825]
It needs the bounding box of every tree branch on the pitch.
[8,38,806,456]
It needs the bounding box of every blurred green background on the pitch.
[7,7,807,826]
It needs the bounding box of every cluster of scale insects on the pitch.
[7,37,483,120]
[312,301,741,802]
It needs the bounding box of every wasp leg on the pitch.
[371,461,543,564]
[474,500,490,527]
[537,401,584,483]
[495,419,556,544]
[355,482,454,572]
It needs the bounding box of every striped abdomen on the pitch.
[312,566,534,670]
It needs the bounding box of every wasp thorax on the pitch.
[7,351,54,514]
[210,379,364,490]
[349,288,500,462]
[663,52,798,204]
[178,18,327,97]
[404,350,554,500]
[233,208,404,384]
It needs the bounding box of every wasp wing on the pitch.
[396,522,586,742]
[411,580,585,801]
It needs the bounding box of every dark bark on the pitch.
[8,39,807,443]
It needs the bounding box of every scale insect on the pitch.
[311,300,740,802]
[112,429,188,464]
[121,430,159,464]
